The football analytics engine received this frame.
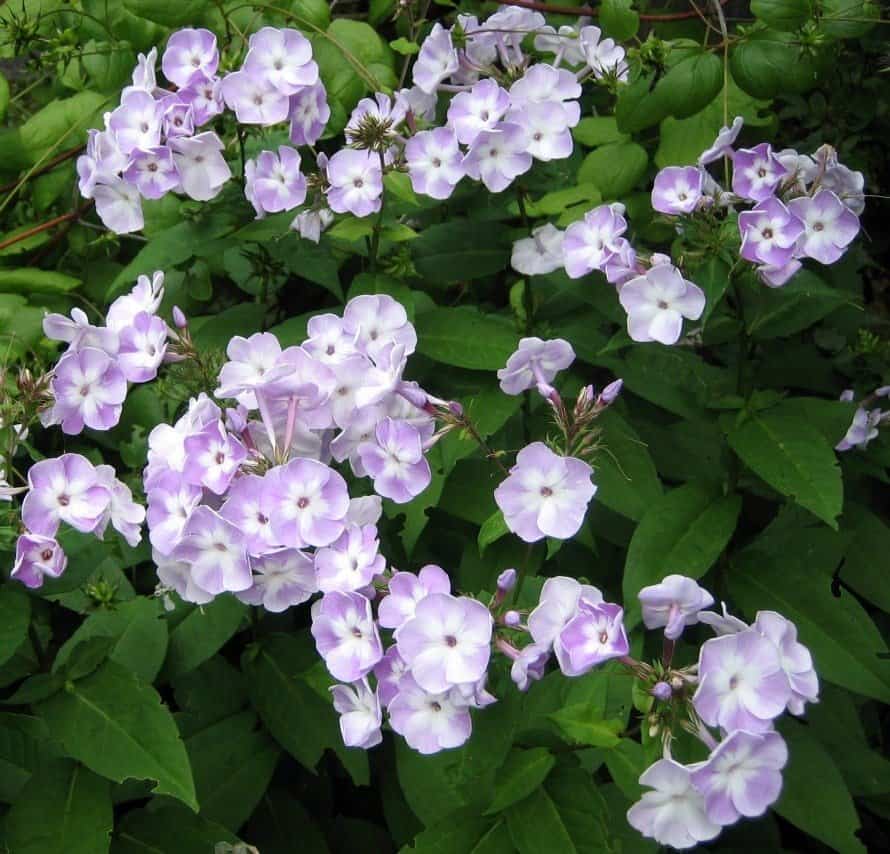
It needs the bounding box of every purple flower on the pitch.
[698,116,744,166]
[836,405,882,451]
[497,337,575,396]
[345,92,407,145]
[652,166,704,215]
[405,127,464,200]
[699,601,750,637]
[528,577,604,649]
[510,643,550,691]
[219,474,279,556]
[107,270,164,331]
[731,143,788,202]
[579,25,628,80]
[243,27,318,95]
[314,523,385,593]
[246,146,307,215]
[183,421,246,495]
[123,46,157,98]
[494,443,596,543]
[109,91,162,155]
[118,311,168,383]
[22,454,110,537]
[93,178,144,234]
[146,472,202,556]
[374,645,410,707]
[331,679,382,748]
[237,547,317,612]
[693,629,792,733]
[267,458,349,548]
[511,223,565,276]
[395,593,493,693]
[311,591,383,682]
[358,418,432,504]
[12,533,67,589]
[326,149,383,218]
[123,146,181,200]
[291,207,334,243]
[77,129,128,199]
[328,355,376,428]
[563,203,628,279]
[162,28,219,88]
[388,674,472,754]
[161,96,195,138]
[42,307,118,355]
[49,347,127,434]
[413,23,459,93]
[462,122,532,193]
[216,331,286,406]
[619,263,706,345]
[378,565,451,629]
[343,294,417,361]
[172,506,252,594]
[169,132,231,201]
[154,551,214,605]
[691,730,788,825]
[738,197,805,267]
[93,464,145,548]
[627,759,721,850]
[555,600,629,676]
[221,69,290,126]
[757,258,802,289]
[638,574,715,640]
[178,72,224,126]
[511,101,574,162]
[288,81,330,147]
[509,63,581,124]
[446,79,509,146]
[753,611,819,714]
[787,189,860,265]
[346,495,383,526]
[821,161,865,215]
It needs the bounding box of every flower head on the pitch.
[738,197,805,268]
[358,418,431,504]
[787,189,859,265]
[172,506,252,594]
[497,337,575,396]
[555,600,629,676]
[638,574,715,640]
[162,28,219,88]
[326,149,383,218]
[732,143,787,202]
[237,547,317,612]
[314,523,385,593]
[388,674,473,754]
[331,679,382,748]
[48,348,127,434]
[563,203,628,278]
[652,166,704,215]
[619,263,705,345]
[311,591,383,682]
[12,533,67,589]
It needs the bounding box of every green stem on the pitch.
[368,151,387,272]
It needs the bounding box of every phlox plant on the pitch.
[0,1,888,852]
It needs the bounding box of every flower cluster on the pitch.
[77,30,231,232]
[12,453,144,588]
[836,386,889,451]
[41,272,169,434]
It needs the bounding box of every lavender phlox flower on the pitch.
[528,577,603,650]
[627,759,721,850]
[691,730,788,825]
[509,642,551,691]
[315,523,385,593]
[162,28,219,88]
[756,258,802,289]
[462,122,532,193]
[172,505,252,594]
[92,178,144,234]
[497,337,575,396]
[343,294,417,361]
[145,393,220,489]
[42,307,118,355]
[169,132,232,201]
[388,674,473,755]
[405,127,464,200]
[563,203,628,278]
[326,148,383,218]
[216,331,288,408]
[698,116,744,166]
[303,314,360,364]
[738,197,805,267]
[753,611,819,714]
[311,590,383,682]
[106,270,164,331]
[638,574,715,640]
[92,464,145,548]
[346,495,383,527]
[555,599,629,676]
[446,78,510,146]
[109,91,162,155]
[534,25,587,67]
[12,533,68,589]
[378,565,451,630]
[652,166,704,215]
[413,23,459,93]
[508,101,574,162]
[787,189,860,265]
[160,95,195,138]
[122,46,158,98]
[288,80,330,147]
[693,629,792,733]
[221,68,290,125]
[511,223,565,276]
[154,549,214,605]
[48,347,127,434]
[183,420,247,495]
[146,471,203,556]
[245,145,307,216]
[178,71,224,126]
[118,311,168,383]
[243,27,318,95]
[836,404,882,451]
[394,85,438,122]
[509,63,581,127]
[494,443,596,543]
[578,26,628,80]
[331,678,383,748]
[236,547,317,612]
[820,161,865,215]
[77,129,128,199]
[358,417,432,503]
[619,263,706,345]
[731,143,788,202]
[218,474,280,557]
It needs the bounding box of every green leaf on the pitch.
[572,117,629,148]
[486,749,556,814]
[729,547,890,703]
[162,596,245,681]
[111,803,241,854]
[842,505,890,613]
[545,764,616,853]
[390,37,420,55]
[776,720,867,854]
[122,0,207,25]
[185,711,280,831]
[35,661,197,809]
[730,29,823,99]
[600,0,640,40]
[506,787,578,854]
[0,587,30,668]
[615,71,669,134]
[54,598,167,684]
[416,307,519,370]
[0,269,81,295]
[1,759,112,854]
[577,142,648,200]
[818,0,879,39]
[402,809,495,853]
[549,707,623,748]
[623,482,741,620]
[726,411,842,527]
[0,72,9,123]
[693,257,732,324]
[478,510,510,554]
[751,0,812,30]
[658,53,724,119]
[593,409,663,521]
[411,220,511,284]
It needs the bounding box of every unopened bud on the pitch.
[448,400,464,417]
[670,675,684,691]
[598,378,623,406]
[497,568,517,593]
[504,610,521,627]
[648,721,660,738]
[576,384,594,410]
[398,381,428,410]
[172,305,188,329]
[651,681,672,702]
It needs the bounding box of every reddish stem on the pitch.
[493,0,730,22]
[0,201,93,252]
[0,145,84,194]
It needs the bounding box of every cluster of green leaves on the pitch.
[1,1,889,852]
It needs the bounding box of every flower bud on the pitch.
[670,675,684,691]
[497,568,517,593]
[504,610,521,627]
[172,305,188,329]
[598,378,623,406]
[651,681,672,702]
